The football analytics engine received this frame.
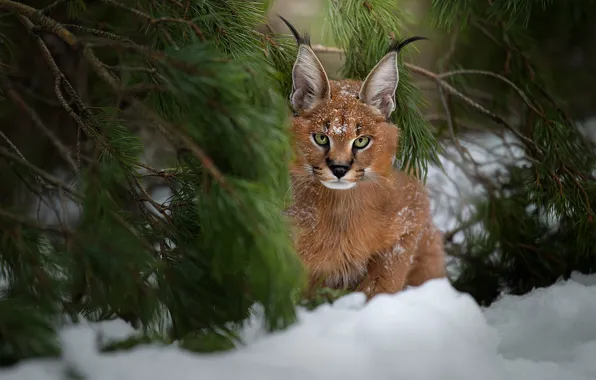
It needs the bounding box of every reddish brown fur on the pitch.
[285,80,446,299]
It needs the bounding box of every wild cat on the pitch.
[279,16,446,299]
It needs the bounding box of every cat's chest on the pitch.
[287,194,400,257]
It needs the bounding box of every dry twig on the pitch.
[0,146,79,199]
[0,74,78,172]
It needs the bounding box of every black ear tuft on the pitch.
[386,36,428,54]
[278,14,311,46]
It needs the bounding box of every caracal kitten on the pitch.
[280,16,446,299]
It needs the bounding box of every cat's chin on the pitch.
[320,180,357,190]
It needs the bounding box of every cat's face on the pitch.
[280,16,426,190]
[290,81,398,190]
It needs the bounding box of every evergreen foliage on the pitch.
[427,0,596,305]
[0,0,310,367]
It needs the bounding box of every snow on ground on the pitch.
[3,274,596,380]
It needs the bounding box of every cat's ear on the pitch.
[359,36,428,120]
[279,15,331,114]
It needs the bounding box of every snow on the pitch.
[4,275,596,380]
[426,131,528,242]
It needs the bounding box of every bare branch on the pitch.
[310,44,343,54]
[438,69,544,119]
[0,74,78,172]
[0,146,80,199]
[0,0,77,46]
[404,63,541,152]
[0,130,26,161]
[62,24,135,44]
[41,0,68,14]
[0,207,70,235]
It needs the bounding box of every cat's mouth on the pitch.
[320,179,357,190]
[310,165,360,190]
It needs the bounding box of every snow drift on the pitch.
[3,273,596,380]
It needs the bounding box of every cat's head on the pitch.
[279,15,426,190]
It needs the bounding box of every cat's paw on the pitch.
[355,275,380,300]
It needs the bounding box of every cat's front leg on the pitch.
[356,232,420,299]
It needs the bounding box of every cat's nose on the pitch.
[330,165,349,179]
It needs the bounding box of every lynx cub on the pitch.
[280,16,446,299]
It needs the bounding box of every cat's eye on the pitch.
[353,136,371,149]
[313,133,329,146]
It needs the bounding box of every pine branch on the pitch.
[9,7,229,192]
[0,0,307,363]
[100,0,205,41]
[0,0,77,46]
[426,0,596,306]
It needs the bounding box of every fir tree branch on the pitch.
[16,14,131,171]
[437,26,459,71]
[10,81,73,108]
[438,85,476,171]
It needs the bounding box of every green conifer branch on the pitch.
[427,0,596,304]
[0,0,306,362]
